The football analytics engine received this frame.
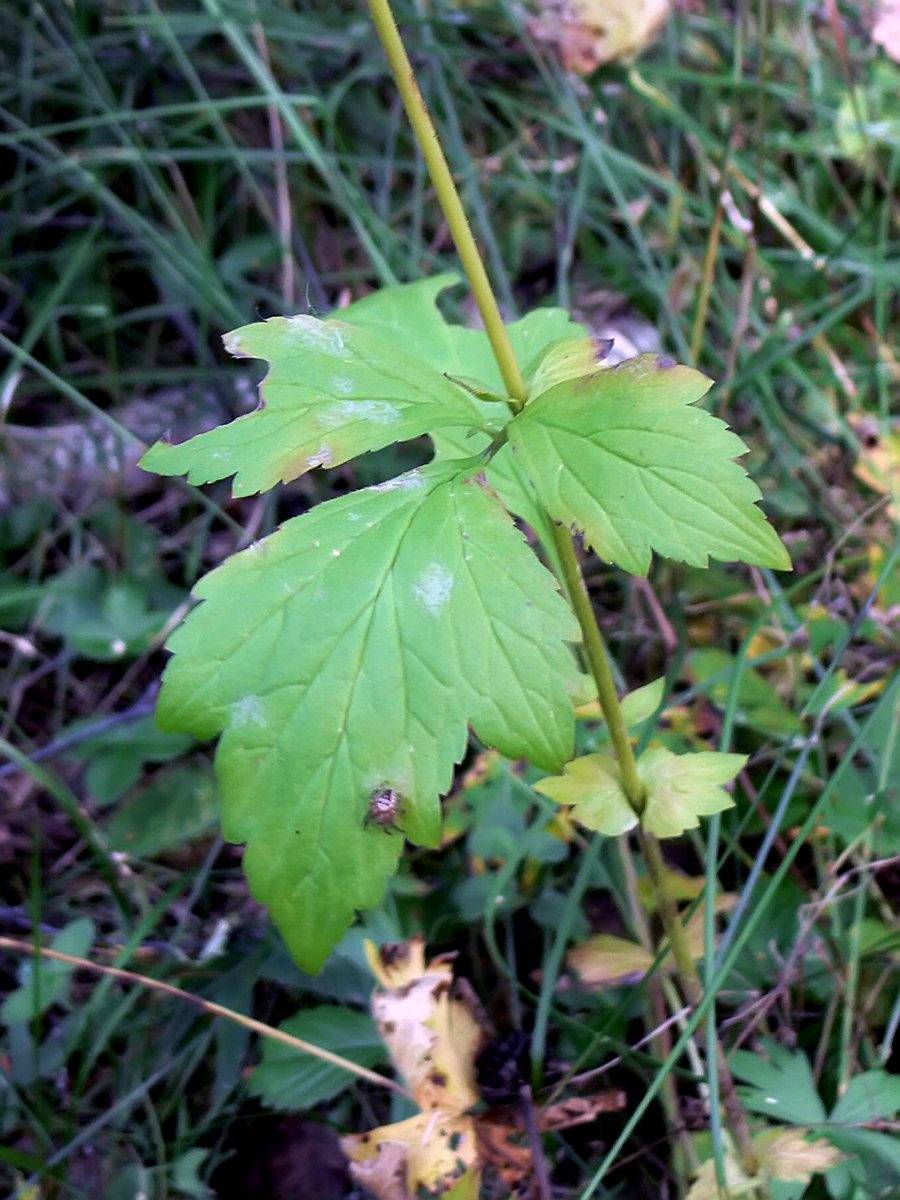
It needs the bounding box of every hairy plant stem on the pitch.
[642,833,760,1176]
[366,0,527,408]
[553,527,759,1178]
[549,526,645,808]
[366,0,759,1180]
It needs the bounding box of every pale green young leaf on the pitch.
[527,334,613,399]
[141,309,490,497]
[534,753,638,836]
[640,747,746,838]
[620,677,666,727]
[536,745,744,839]
[156,461,580,970]
[507,354,791,575]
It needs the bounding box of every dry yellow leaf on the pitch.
[686,1149,755,1200]
[343,939,489,1199]
[754,1128,844,1183]
[342,1110,479,1200]
[850,419,900,520]
[567,933,656,987]
[567,893,735,989]
[365,938,485,1115]
[527,0,672,74]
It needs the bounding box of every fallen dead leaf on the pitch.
[873,0,900,61]
[344,1110,479,1200]
[365,939,486,1115]
[474,1091,627,1191]
[342,938,489,1199]
[343,938,626,1198]
[527,0,671,74]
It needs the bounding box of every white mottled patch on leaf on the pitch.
[317,400,401,428]
[372,470,425,494]
[222,330,246,356]
[330,377,356,395]
[413,563,454,615]
[285,315,349,358]
[231,695,269,728]
[307,446,334,469]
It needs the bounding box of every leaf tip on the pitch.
[139,437,173,472]
[222,329,248,358]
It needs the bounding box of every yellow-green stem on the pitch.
[643,832,760,1176]
[618,839,695,1191]
[366,0,527,406]
[549,523,645,810]
[366,0,760,1179]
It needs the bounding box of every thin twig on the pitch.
[0,936,411,1098]
[519,1083,553,1200]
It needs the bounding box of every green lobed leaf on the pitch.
[65,715,194,805]
[730,1040,827,1125]
[156,461,580,970]
[534,753,638,837]
[0,918,95,1025]
[343,274,586,394]
[535,746,745,839]
[104,763,219,857]
[141,303,487,498]
[507,354,791,575]
[639,747,746,838]
[830,1071,900,1124]
[141,277,586,498]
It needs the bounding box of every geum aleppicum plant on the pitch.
[142,277,786,972]
[141,0,790,1180]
